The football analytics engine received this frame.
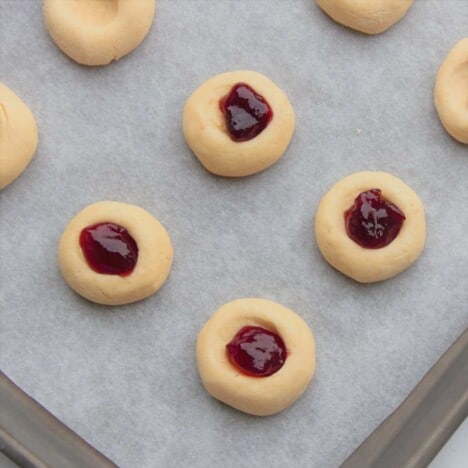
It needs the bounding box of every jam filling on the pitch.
[226,326,287,377]
[344,189,406,249]
[219,83,273,142]
[79,222,138,276]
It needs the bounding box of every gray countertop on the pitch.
[430,420,468,468]
[1,1,467,467]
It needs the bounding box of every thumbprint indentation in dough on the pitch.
[183,70,295,177]
[0,104,8,137]
[453,62,468,108]
[66,0,119,26]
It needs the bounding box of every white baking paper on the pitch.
[1,1,467,467]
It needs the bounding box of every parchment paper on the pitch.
[1,1,467,467]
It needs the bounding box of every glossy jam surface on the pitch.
[219,83,273,142]
[226,326,287,377]
[79,222,138,276]
[344,189,406,249]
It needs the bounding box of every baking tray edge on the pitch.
[341,328,468,468]
[0,371,117,468]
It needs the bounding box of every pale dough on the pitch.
[434,38,468,144]
[315,171,425,283]
[316,0,413,35]
[196,298,316,416]
[58,201,173,305]
[183,70,295,177]
[0,83,38,190]
[43,0,156,66]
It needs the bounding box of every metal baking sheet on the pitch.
[0,371,116,468]
[342,328,468,468]
[1,1,467,467]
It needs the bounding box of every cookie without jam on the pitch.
[316,0,414,35]
[0,83,38,190]
[43,0,156,66]
[434,38,468,144]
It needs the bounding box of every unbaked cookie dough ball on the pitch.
[58,201,173,305]
[0,83,38,190]
[196,298,316,416]
[315,171,425,283]
[183,70,295,177]
[43,0,156,66]
[434,38,468,144]
[316,0,413,35]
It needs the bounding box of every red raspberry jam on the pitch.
[226,326,287,377]
[79,222,138,276]
[344,189,406,249]
[219,83,273,142]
